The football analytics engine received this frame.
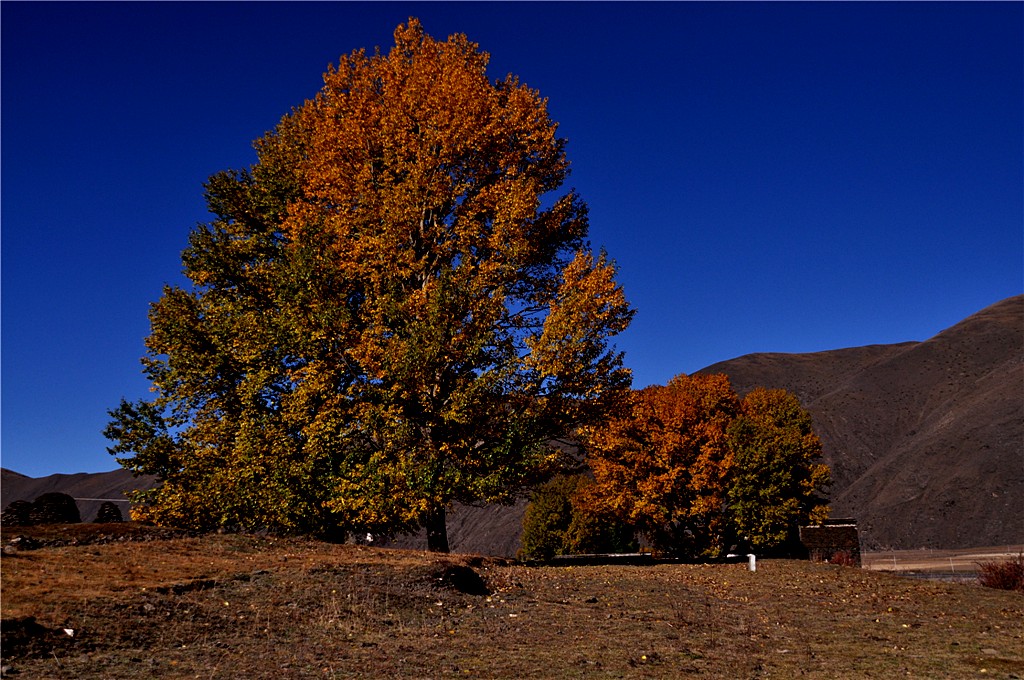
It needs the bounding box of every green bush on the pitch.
[518,474,636,561]
[518,475,581,561]
[565,506,637,555]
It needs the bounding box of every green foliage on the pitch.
[725,388,831,552]
[106,20,633,548]
[563,502,638,556]
[518,474,636,561]
[518,475,582,561]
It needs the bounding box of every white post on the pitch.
[748,554,757,572]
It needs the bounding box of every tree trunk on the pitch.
[425,505,450,553]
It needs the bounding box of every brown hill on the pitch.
[1,468,156,524]
[700,294,1024,551]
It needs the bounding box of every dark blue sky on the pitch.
[3,3,1021,477]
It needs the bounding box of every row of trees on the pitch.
[520,375,831,561]
[105,20,633,552]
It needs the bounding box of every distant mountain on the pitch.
[4,297,1020,554]
[1,468,156,524]
[700,295,1023,550]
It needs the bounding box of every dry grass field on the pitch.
[2,524,1022,679]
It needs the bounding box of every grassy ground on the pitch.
[2,524,1022,679]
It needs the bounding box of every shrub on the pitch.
[518,475,584,561]
[28,493,81,525]
[976,553,1024,592]
[565,502,637,556]
[826,550,858,567]
[95,501,124,523]
[518,474,637,561]
[0,500,34,527]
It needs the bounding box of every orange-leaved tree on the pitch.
[581,374,830,558]
[105,19,633,550]
[581,374,739,557]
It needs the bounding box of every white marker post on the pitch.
[748,554,757,572]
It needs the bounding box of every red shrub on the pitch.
[827,550,858,567]
[976,553,1024,592]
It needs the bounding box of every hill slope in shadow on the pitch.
[700,295,1023,550]
[1,468,156,524]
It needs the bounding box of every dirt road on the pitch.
[861,545,1022,573]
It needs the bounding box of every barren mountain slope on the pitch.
[1,468,156,523]
[701,295,1023,550]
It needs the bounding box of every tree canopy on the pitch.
[726,387,831,551]
[579,375,830,558]
[106,19,633,551]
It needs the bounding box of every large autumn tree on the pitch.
[105,19,634,551]
[580,374,829,558]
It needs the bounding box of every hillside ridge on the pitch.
[700,295,1023,550]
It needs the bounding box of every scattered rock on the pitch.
[430,563,489,596]
[0,501,33,528]
[3,536,42,553]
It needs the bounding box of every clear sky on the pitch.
[2,3,1021,478]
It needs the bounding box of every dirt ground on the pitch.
[2,525,1023,678]
[862,545,1024,574]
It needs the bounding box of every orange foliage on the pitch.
[108,20,633,550]
[582,375,830,557]
[582,374,739,556]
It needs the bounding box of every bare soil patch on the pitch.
[863,546,1024,574]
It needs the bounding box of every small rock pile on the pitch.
[0,500,33,527]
